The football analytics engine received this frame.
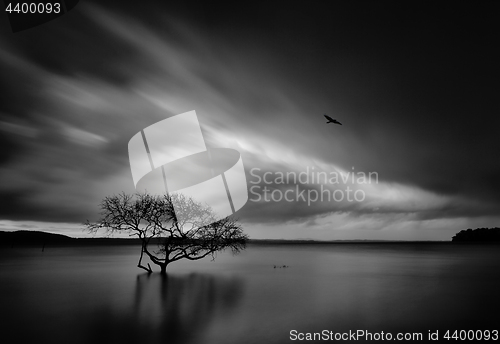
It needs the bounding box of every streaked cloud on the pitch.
[0,1,498,240]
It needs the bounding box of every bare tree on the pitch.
[86,192,248,274]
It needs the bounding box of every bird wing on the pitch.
[324,114,333,121]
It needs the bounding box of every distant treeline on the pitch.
[0,230,143,247]
[1,231,454,248]
[7,229,500,247]
[452,227,500,242]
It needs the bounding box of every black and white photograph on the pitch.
[1,1,499,343]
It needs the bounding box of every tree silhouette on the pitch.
[86,192,248,274]
[452,227,500,242]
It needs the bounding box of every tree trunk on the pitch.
[160,263,168,275]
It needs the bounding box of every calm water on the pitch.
[1,243,499,343]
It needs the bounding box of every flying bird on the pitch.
[324,114,342,125]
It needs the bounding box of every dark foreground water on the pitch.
[1,243,499,343]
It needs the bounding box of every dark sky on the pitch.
[0,1,499,239]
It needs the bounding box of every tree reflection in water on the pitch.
[86,273,244,344]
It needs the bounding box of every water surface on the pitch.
[1,243,499,343]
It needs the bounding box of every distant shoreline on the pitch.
[3,230,500,247]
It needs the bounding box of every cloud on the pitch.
[61,126,108,147]
[0,1,498,240]
[0,120,39,138]
[235,151,499,226]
